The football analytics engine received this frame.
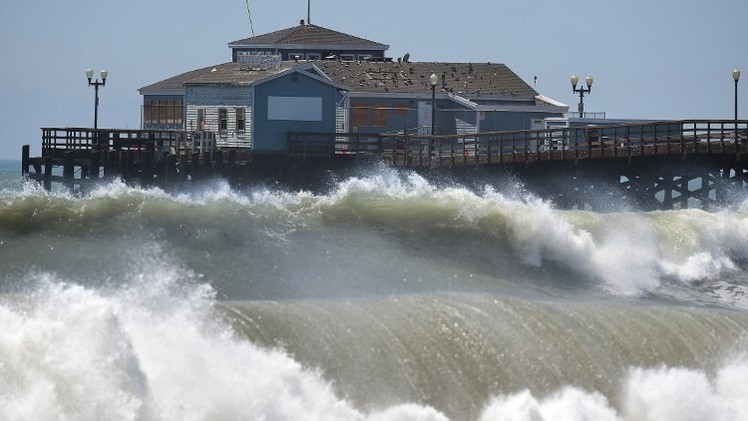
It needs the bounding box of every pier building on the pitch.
[20,21,748,211]
[138,20,568,155]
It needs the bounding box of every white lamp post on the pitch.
[733,69,741,121]
[429,73,438,135]
[571,75,593,117]
[86,68,108,130]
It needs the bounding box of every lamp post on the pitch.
[429,73,438,135]
[86,68,108,130]
[733,69,741,122]
[570,75,593,117]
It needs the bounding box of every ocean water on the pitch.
[3,159,748,420]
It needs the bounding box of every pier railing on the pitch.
[41,128,194,158]
[289,120,748,167]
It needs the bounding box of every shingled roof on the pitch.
[140,60,539,101]
[314,61,538,99]
[228,23,388,50]
[139,62,299,92]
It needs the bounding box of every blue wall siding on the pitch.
[438,103,475,135]
[479,112,560,132]
[253,72,341,154]
[186,86,253,107]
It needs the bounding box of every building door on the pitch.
[418,101,433,135]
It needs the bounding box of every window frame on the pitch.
[218,108,228,132]
[236,108,246,133]
[144,98,183,126]
[197,108,206,131]
[370,103,388,127]
[351,102,369,127]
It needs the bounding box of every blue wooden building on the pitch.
[139,21,567,155]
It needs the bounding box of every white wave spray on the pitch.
[480,356,748,421]
[0,257,447,421]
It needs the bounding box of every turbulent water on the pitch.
[4,159,748,420]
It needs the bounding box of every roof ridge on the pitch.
[228,23,387,48]
[275,24,309,43]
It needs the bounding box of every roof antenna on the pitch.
[307,0,311,24]
[244,0,256,37]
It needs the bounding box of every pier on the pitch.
[22,119,748,210]
[22,128,253,190]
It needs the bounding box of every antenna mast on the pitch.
[307,0,311,24]
[245,0,255,37]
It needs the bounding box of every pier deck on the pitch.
[289,120,748,167]
[20,120,748,210]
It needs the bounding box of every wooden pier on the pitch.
[287,119,748,210]
[288,120,748,168]
[22,128,252,190]
[21,120,748,210]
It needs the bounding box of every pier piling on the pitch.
[21,145,29,177]
[63,151,75,191]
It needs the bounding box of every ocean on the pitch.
[3,158,748,420]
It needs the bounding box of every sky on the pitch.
[1,0,747,159]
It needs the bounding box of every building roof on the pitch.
[228,23,388,50]
[314,61,538,99]
[139,61,299,92]
[139,60,542,103]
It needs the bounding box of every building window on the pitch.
[306,53,320,61]
[371,104,388,127]
[289,52,304,61]
[394,104,409,115]
[197,108,206,131]
[352,103,369,127]
[218,108,228,132]
[144,98,183,126]
[358,54,372,61]
[236,108,245,133]
[341,54,355,62]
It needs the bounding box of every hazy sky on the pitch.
[1,0,746,159]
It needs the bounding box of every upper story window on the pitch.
[340,54,355,62]
[306,53,321,61]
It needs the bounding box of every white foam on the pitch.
[312,172,748,297]
[480,388,619,421]
[12,170,748,298]
[0,263,453,421]
[480,356,748,421]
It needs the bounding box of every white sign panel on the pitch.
[268,96,323,121]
